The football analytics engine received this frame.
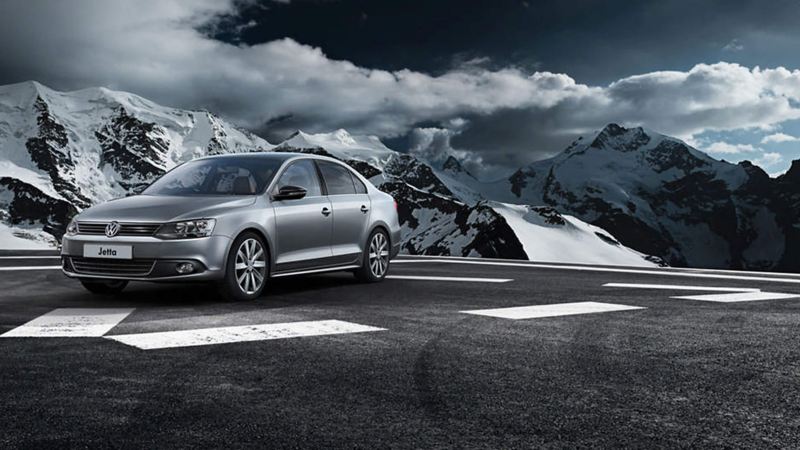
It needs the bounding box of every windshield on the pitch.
[143,157,282,196]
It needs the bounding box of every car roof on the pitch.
[196,152,296,162]
[196,152,343,165]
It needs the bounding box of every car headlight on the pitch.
[66,219,78,236]
[156,219,216,239]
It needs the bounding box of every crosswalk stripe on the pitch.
[604,282,800,303]
[0,256,61,259]
[1,308,135,337]
[672,292,800,303]
[105,320,386,350]
[386,275,512,283]
[0,266,61,271]
[461,301,645,320]
[603,283,761,292]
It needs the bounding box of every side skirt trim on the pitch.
[271,264,360,278]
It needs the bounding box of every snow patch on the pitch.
[492,203,656,267]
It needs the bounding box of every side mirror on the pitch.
[274,185,307,201]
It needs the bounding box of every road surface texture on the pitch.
[2,251,800,449]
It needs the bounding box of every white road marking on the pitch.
[461,301,645,320]
[0,256,61,259]
[386,275,512,283]
[393,259,800,285]
[1,308,135,337]
[603,283,761,292]
[604,282,799,303]
[672,292,800,303]
[399,254,800,279]
[105,319,386,350]
[674,267,800,278]
[0,266,61,271]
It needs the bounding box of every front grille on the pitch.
[77,222,161,237]
[70,257,156,277]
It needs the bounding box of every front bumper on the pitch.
[61,234,232,282]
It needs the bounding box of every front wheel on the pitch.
[354,229,390,283]
[79,279,128,295]
[217,232,269,302]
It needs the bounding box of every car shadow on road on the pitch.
[54,273,367,308]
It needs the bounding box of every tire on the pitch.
[79,279,128,295]
[354,228,390,283]
[217,231,269,302]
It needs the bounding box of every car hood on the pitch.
[75,195,257,223]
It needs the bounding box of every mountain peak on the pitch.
[443,155,463,172]
[331,128,356,145]
[0,80,53,107]
[22,80,48,94]
[780,159,800,185]
[442,155,476,179]
[599,123,628,137]
[11,80,48,92]
[587,123,652,153]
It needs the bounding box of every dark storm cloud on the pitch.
[217,0,800,84]
[1,0,800,178]
[453,64,800,168]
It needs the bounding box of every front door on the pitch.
[272,160,332,272]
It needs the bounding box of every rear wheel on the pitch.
[217,232,269,302]
[354,229,390,283]
[79,279,128,295]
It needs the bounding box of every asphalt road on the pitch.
[3,252,800,449]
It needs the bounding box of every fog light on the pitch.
[175,262,195,274]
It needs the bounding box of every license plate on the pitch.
[83,244,133,260]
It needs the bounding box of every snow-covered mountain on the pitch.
[447,124,800,271]
[274,128,661,266]
[0,81,661,267]
[0,81,272,247]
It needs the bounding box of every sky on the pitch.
[1,0,800,179]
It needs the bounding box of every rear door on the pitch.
[316,161,372,265]
[271,160,333,272]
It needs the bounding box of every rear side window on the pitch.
[353,175,368,194]
[318,161,357,195]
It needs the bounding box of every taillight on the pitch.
[394,201,398,211]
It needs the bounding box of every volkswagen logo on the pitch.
[105,221,120,237]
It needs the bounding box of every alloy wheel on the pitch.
[234,238,267,294]
[369,232,389,277]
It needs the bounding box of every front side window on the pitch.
[275,160,321,197]
[318,161,357,196]
[143,157,282,196]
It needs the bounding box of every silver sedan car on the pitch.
[61,153,401,301]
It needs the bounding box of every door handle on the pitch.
[321,207,331,216]
[360,205,369,213]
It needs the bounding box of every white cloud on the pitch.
[754,152,783,167]
[2,0,800,173]
[757,123,779,132]
[0,0,597,140]
[703,142,761,154]
[761,132,799,143]
[408,127,459,164]
[723,39,744,52]
[407,126,512,179]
